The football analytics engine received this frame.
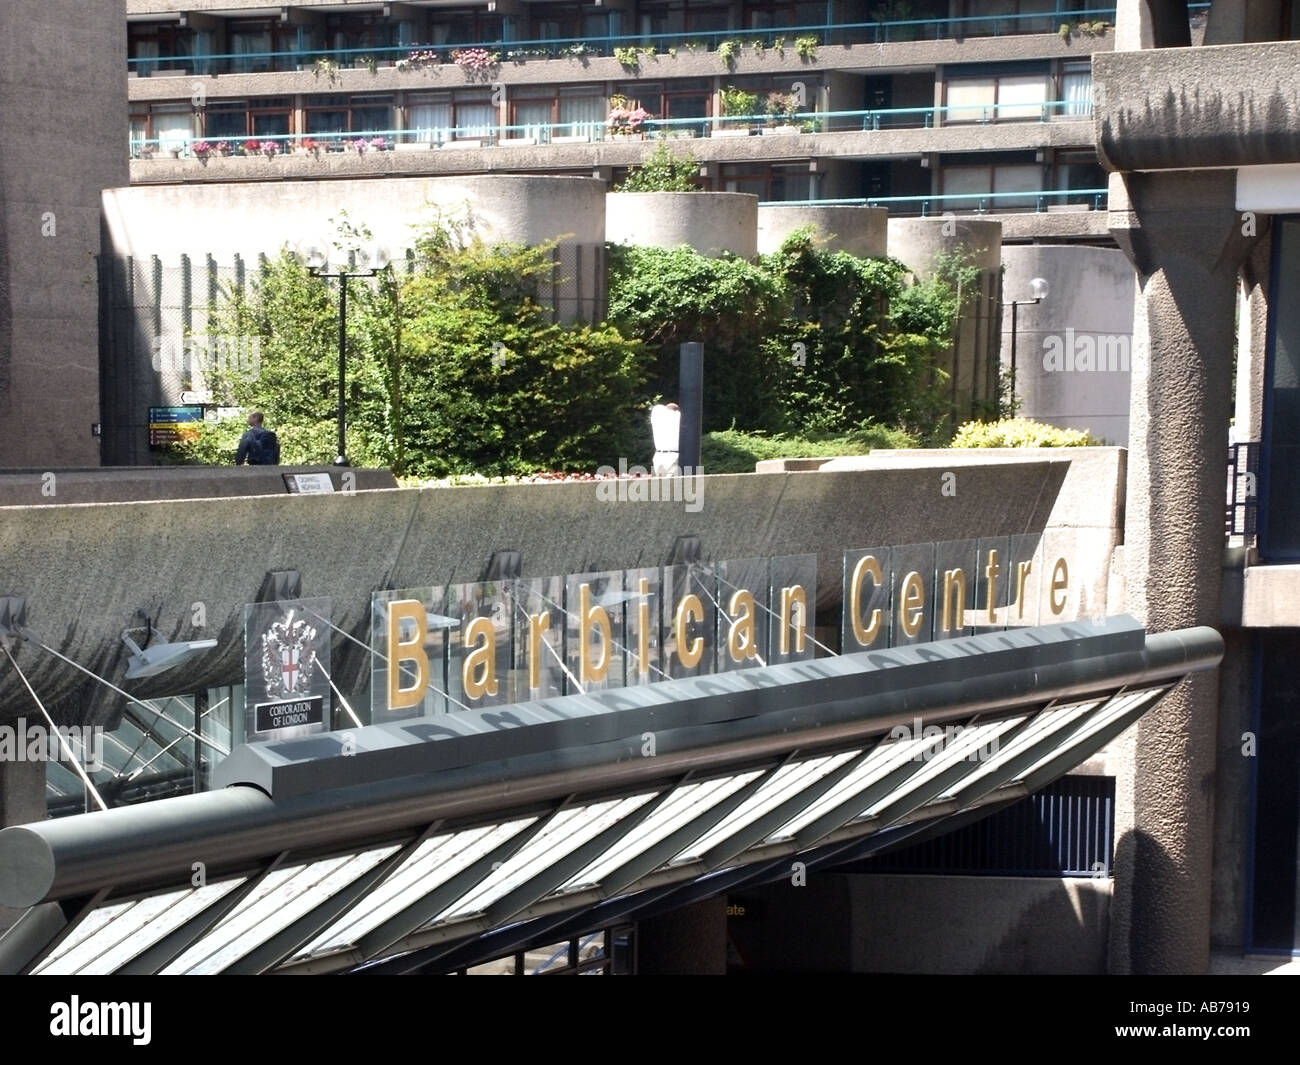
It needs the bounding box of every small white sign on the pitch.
[285,473,335,494]
[180,390,213,405]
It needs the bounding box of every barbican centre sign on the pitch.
[349,534,1076,730]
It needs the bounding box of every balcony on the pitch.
[130,98,1094,164]
[128,7,1139,80]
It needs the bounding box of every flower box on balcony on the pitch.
[440,139,484,149]
[551,134,592,144]
[500,136,538,146]
[394,141,435,151]
[762,125,801,136]
[712,128,754,138]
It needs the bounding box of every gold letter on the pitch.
[675,593,704,668]
[579,583,611,683]
[387,599,428,711]
[461,616,498,699]
[636,578,652,677]
[779,585,807,655]
[898,571,925,638]
[941,568,966,633]
[984,549,1001,622]
[527,610,550,691]
[728,589,757,663]
[1015,560,1032,619]
[848,555,883,647]
[1050,557,1068,615]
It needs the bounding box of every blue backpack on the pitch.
[247,427,280,465]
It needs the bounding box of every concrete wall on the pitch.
[99,175,608,464]
[888,217,1003,425]
[756,206,888,257]
[731,873,1111,973]
[0,0,128,468]
[1001,244,1135,446]
[605,192,758,259]
[0,455,1114,733]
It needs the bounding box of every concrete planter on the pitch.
[606,191,758,259]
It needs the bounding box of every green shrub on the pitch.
[949,418,1101,448]
[702,426,916,473]
[614,143,700,191]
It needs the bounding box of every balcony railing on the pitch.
[130,98,1093,160]
[759,189,1110,215]
[127,5,1199,77]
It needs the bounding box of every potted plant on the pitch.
[192,140,213,160]
[395,48,440,71]
[259,139,280,157]
[607,94,651,137]
[242,139,260,157]
[718,86,760,135]
[763,90,800,133]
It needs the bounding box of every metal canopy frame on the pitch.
[0,617,1222,976]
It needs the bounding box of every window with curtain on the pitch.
[455,100,495,139]
[410,97,453,143]
[558,94,604,140]
[152,105,194,154]
[1061,65,1092,117]
[514,100,552,140]
[230,26,273,73]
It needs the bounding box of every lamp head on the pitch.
[1029,277,1050,301]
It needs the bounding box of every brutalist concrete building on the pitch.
[1,0,1300,975]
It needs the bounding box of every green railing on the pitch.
[127,6,1156,76]
[130,97,1092,159]
[762,188,1109,215]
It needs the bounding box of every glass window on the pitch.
[946,79,996,122]
[1061,64,1092,117]
[996,74,1048,119]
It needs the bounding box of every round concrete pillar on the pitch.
[756,205,888,257]
[887,218,1004,425]
[605,192,758,258]
[1000,245,1135,445]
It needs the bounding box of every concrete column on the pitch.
[1235,229,1271,442]
[0,758,46,932]
[636,896,727,974]
[1107,168,1257,974]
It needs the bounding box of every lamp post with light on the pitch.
[1003,276,1050,418]
[304,242,390,467]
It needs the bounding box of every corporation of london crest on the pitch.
[261,610,319,697]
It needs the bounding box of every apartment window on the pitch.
[1059,62,1092,116]
[744,3,828,32]
[638,2,732,37]
[1052,150,1104,201]
[128,23,194,75]
[510,85,604,141]
[429,9,505,46]
[408,91,495,143]
[941,161,1042,210]
[325,13,398,60]
[531,4,615,41]
[305,95,394,140]
[719,162,814,201]
[616,79,712,132]
[945,70,1049,123]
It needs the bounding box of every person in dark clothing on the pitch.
[235,411,280,465]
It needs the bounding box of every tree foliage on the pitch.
[614,144,701,192]
[177,210,647,475]
[607,228,966,442]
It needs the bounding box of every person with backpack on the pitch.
[235,411,281,466]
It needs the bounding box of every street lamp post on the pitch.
[305,243,390,466]
[1002,276,1050,418]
